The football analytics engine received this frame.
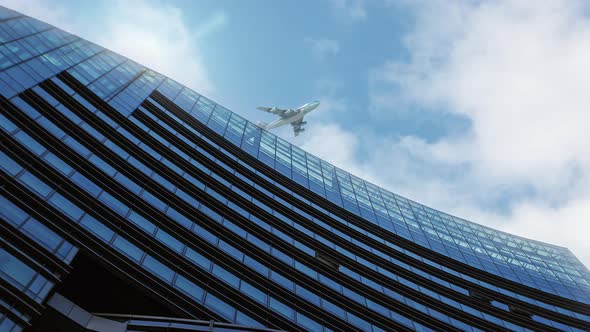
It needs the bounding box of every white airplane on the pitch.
[256,101,320,136]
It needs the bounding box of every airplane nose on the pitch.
[304,101,320,113]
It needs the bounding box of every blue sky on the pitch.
[6,0,590,267]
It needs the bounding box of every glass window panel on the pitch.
[79,214,114,242]
[14,131,46,155]
[112,236,143,262]
[240,280,267,304]
[12,96,40,118]
[185,247,212,271]
[98,191,129,216]
[19,171,52,197]
[128,211,157,234]
[0,248,36,290]
[70,172,102,197]
[0,196,28,225]
[142,255,174,283]
[236,311,264,328]
[174,274,204,301]
[204,293,236,321]
[269,297,294,319]
[22,218,62,250]
[0,113,18,132]
[212,264,240,289]
[165,207,193,230]
[155,229,184,253]
[0,151,23,176]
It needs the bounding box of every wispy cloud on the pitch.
[328,0,367,21]
[5,0,225,95]
[194,11,228,39]
[304,37,340,61]
[332,0,590,266]
[1,0,71,29]
[91,0,222,95]
[299,0,590,267]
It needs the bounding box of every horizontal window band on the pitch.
[137,99,575,330]
[1,99,366,332]
[0,267,44,321]
[0,221,71,278]
[143,91,590,328]
[46,72,588,332]
[34,77,506,331]
[0,229,61,284]
[32,76,464,331]
[132,106,544,330]
[0,296,33,331]
[0,174,265,330]
[42,70,590,330]
[148,87,590,317]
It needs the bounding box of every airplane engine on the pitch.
[300,121,307,125]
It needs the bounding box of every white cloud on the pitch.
[311,78,351,122]
[304,37,340,61]
[328,0,367,21]
[359,0,590,266]
[194,11,227,40]
[0,0,70,29]
[3,0,222,95]
[299,122,384,188]
[89,1,220,95]
[301,1,590,267]
[301,124,358,170]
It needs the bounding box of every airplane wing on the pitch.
[291,118,307,137]
[257,106,288,116]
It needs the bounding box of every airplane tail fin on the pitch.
[256,106,272,112]
[256,121,268,128]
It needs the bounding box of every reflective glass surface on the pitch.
[1,5,589,332]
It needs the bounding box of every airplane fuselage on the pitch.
[265,101,319,130]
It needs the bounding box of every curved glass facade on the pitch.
[1,5,589,332]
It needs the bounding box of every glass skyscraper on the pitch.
[0,5,589,332]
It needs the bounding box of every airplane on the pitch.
[256,101,320,137]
